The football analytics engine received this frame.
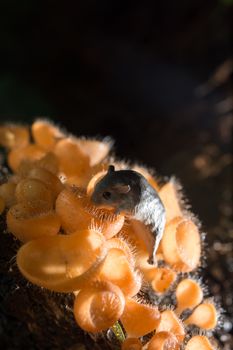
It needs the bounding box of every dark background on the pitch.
[0,1,232,161]
[0,1,232,349]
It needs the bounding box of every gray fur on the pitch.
[91,165,166,264]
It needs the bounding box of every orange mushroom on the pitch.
[74,137,112,167]
[161,217,201,272]
[27,167,63,200]
[0,182,16,207]
[121,338,143,350]
[17,228,107,292]
[184,302,218,330]
[74,281,125,333]
[15,178,54,209]
[7,204,61,242]
[119,222,167,285]
[151,267,177,294]
[121,297,160,337]
[130,220,157,264]
[156,310,185,344]
[119,221,148,254]
[0,119,219,345]
[159,181,182,222]
[56,187,124,237]
[17,152,60,178]
[8,144,45,172]
[106,237,135,267]
[132,165,160,191]
[185,335,214,350]
[98,247,141,297]
[147,331,179,350]
[175,279,203,315]
[32,119,65,151]
[0,124,29,149]
[53,138,90,178]
[34,152,60,175]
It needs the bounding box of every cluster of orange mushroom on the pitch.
[0,120,219,349]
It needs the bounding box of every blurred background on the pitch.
[0,0,232,349]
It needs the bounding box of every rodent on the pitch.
[91,165,166,265]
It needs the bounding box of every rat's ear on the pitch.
[108,165,115,173]
[113,184,131,194]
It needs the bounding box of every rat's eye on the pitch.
[102,191,112,200]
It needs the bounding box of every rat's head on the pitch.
[91,165,139,213]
